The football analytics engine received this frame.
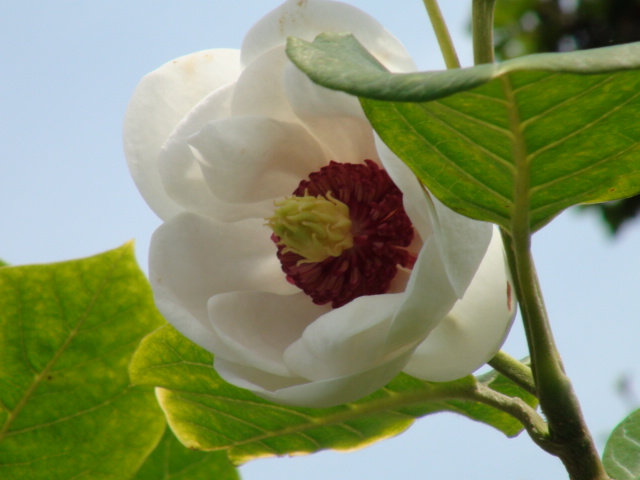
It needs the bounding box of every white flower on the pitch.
[124,0,515,408]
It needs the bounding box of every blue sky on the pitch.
[2,1,639,478]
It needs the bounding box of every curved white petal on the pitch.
[375,135,433,241]
[283,293,405,381]
[189,116,327,204]
[283,63,365,121]
[428,195,493,299]
[242,0,415,73]
[230,47,297,122]
[157,83,235,217]
[216,349,413,408]
[124,49,241,219]
[159,84,279,222]
[149,212,297,351]
[283,65,380,163]
[207,291,328,377]
[384,236,459,353]
[403,229,516,381]
[375,134,493,299]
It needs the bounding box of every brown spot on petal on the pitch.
[507,281,513,312]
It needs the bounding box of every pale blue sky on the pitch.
[2,1,639,478]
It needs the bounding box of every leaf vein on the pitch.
[528,87,640,160]
[0,248,130,442]
[389,104,513,205]
[521,74,617,128]
[530,137,639,194]
[3,390,130,437]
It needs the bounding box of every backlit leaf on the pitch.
[287,34,640,231]
[603,408,640,480]
[0,244,166,479]
[131,325,536,464]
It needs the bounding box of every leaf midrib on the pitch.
[160,385,475,455]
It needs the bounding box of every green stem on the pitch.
[513,243,609,478]
[459,380,551,451]
[503,70,609,477]
[472,0,497,64]
[422,0,461,69]
[488,351,537,397]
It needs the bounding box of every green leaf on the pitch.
[287,33,640,103]
[133,428,239,480]
[287,34,640,231]
[603,408,640,480]
[131,325,537,464]
[0,243,166,480]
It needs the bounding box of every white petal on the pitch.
[428,195,493,299]
[283,293,406,381]
[375,135,434,241]
[207,291,329,377]
[375,134,493,299]
[241,0,415,73]
[158,84,279,222]
[189,116,327,204]
[124,49,241,219]
[283,65,380,163]
[384,236,459,353]
[149,212,297,351]
[230,47,297,122]
[403,228,516,381]
[216,350,413,408]
[157,83,234,216]
[283,62,366,121]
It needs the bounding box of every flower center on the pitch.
[269,160,415,308]
[267,193,353,264]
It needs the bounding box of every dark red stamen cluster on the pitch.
[271,160,415,308]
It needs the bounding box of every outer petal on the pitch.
[149,212,297,351]
[375,135,433,240]
[283,65,381,164]
[283,293,406,381]
[124,49,241,219]
[403,228,516,381]
[189,116,328,204]
[384,237,459,353]
[216,349,414,408]
[158,83,240,219]
[428,196,493,299]
[241,0,415,73]
[207,291,329,377]
[376,135,492,299]
[230,47,298,122]
[283,63,365,121]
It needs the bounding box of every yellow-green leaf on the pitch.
[0,244,166,479]
[287,34,640,232]
[603,408,640,480]
[131,325,536,464]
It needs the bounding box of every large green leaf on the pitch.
[287,34,640,231]
[130,325,537,465]
[603,409,640,480]
[0,244,166,479]
[133,429,239,480]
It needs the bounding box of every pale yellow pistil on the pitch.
[267,193,354,264]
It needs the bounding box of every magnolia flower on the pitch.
[124,0,515,408]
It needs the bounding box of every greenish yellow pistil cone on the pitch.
[267,193,354,263]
